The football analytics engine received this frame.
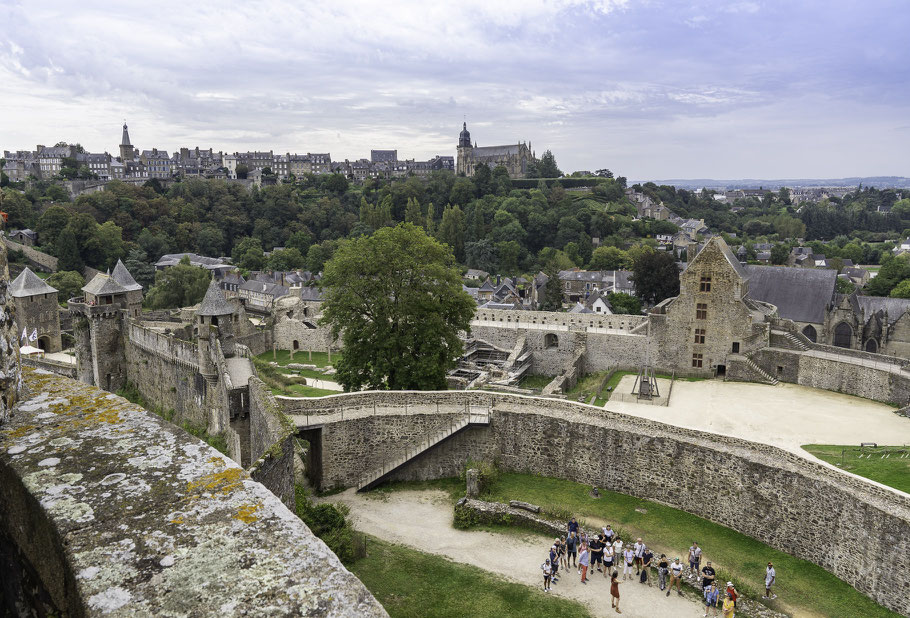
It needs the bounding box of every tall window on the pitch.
[696,303,707,320]
[700,276,712,292]
[692,353,703,368]
[694,328,706,344]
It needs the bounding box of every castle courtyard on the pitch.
[607,375,910,455]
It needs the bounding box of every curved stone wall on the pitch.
[284,390,910,615]
[0,369,385,617]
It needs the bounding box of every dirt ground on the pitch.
[608,375,910,454]
[327,488,708,618]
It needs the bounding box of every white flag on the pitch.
[29,328,38,342]
[21,327,27,342]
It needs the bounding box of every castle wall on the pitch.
[12,293,61,352]
[0,369,384,617]
[2,238,58,272]
[247,376,295,510]
[286,390,910,615]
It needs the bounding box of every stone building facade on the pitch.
[455,123,535,178]
[9,267,62,352]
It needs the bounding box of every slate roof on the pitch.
[239,280,289,298]
[472,145,520,157]
[197,279,234,316]
[82,273,128,297]
[111,259,143,291]
[155,253,230,269]
[298,286,325,302]
[743,265,836,324]
[568,302,593,314]
[478,279,496,292]
[855,296,910,325]
[558,270,612,283]
[9,267,57,298]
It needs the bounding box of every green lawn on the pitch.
[802,444,910,494]
[271,383,338,398]
[255,349,341,368]
[565,369,611,404]
[518,374,554,390]
[375,472,898,618]
[349,535,590,618]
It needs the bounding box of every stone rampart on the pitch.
[3,237,58,272]
[20,356,76,379]
[291,390,910,615]
[0,369,385,617]
[248,376,295,510]
[128,322,199,370]
[472,309,648,332]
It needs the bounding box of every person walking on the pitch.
[701,560,716,590]
[622,546,635,581]
[566,531,578,569]
[667,557,684,596]
[688,542,702,579]
[657,554,669,591]
[579,543,590,584]
[610,570,622,614]
[703,581,720,617]
[633,538,644,575]
[640,546,653,586]
[764,563,776,599]
[542,558,552,592]
[722,591,735,617]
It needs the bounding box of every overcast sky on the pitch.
[1,0,908,180]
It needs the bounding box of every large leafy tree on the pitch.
[320,223,475,391]
[630,248,680,305]
[46,270,85,304]
[145,257,211,309]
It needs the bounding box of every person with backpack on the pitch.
[640,546,653,586]
[542,558,552,592]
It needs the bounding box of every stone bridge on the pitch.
[281,390,910,615]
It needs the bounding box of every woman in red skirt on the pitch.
[611,570,622,613]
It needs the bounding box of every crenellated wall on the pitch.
[285,390,910,615]
[0,369,385,617]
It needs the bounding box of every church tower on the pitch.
[456,122,472,176]
[119,123,134,162]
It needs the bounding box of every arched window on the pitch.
[865,339,878,353]
[833,322,853,348]
[544,333,558,349]
[802,325,817,343]
[293,340,299,350]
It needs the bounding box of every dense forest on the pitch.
[2,162,909,298]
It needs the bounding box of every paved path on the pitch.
[608,376,910,454]
[326,489,706,618]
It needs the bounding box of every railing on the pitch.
[355,405,490,491]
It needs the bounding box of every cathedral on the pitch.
[455,122,536,179]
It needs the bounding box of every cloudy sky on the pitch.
[1,0,907,180]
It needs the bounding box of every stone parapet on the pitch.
[0,368,385,617]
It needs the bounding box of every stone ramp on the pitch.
[225,356,254,387]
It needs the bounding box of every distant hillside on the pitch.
[632,177,910,190]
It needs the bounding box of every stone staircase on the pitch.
[770,329,810,352]
[501,334,527,373]
[356,408,491,492]
[742,354,779,385]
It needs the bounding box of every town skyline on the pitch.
[2,1,908,179]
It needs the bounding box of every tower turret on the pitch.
[119,123,134,162]
[458,122,472,149]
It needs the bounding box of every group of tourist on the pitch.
[540,517,777,616]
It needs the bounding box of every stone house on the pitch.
[8,229,37,246]
[558,270,612,304]
[238,279,289,312]
[585,291,613,314]
[9,267,62,352]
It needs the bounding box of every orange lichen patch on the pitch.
[185,467,246,499]
[207,456,226,468]
[4,424,37,439]
[232,501,262,524]
[170,516,185,525]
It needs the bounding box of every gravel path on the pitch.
[326,489,708,618]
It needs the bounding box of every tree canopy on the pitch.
[319,223,475,391]
[145,257,211,309]
[630,249,680,305]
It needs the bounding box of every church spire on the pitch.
[121,123,131,146]
[458,121,472,148]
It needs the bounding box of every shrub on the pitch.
[459,458,500,496]
[294,484,364,563]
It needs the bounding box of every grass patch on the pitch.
[271,383,339,398]
[802,444,910,494]
[348,535,590,618]
[253,356,338,397]
[115,382,229,455]
[255,349,341,368]
[378,472,898,618]
[518,374,554,390]
[565,369,611,403]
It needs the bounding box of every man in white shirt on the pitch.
[764,562,776,599]
[633,538,645,575]
[688,542,702,579]
[612,536,624,570]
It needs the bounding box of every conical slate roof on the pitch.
[9,267,57,298]
[121,123,131,146]
[196,279,234,316]
[111,259,143,291]
[82,273,128,296]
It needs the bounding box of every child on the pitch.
[542,558,552,592]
